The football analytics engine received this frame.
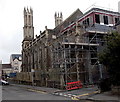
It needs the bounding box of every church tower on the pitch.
[23,7,34,41]
[55,12,63,27]
[22,7,34,72]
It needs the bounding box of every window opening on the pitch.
[103,16,108,24]
[95,14,100,24]
[115,18,119,24]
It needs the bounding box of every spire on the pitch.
[24,7,26,15]
[55,12,57,18]
[24,7,26,12]
[24,7,33,14]
[27,7,29,13]
[30,7,33,14]
[60,12,62,18]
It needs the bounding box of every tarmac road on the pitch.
[2,85,71,100]
[2,84,119,102]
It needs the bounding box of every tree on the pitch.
[99,32,120,86]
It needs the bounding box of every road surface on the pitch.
[2,85,71,100]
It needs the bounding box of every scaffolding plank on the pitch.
[62,42,99,46]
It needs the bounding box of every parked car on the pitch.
[0,79,9,85]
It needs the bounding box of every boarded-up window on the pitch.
[109,16,113,24]
[115,18,119,24]
[87,18,89,26]
[103,16,108,24]
[83,18,89,27]
[95,14,100,24]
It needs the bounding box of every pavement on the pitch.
[10,84,120,101]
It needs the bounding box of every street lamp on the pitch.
[98,61,103,79]
[31,69,34,86]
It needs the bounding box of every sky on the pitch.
[0,0,120,64]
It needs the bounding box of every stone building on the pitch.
[20,7,120,89]
[10,54,22,73]
[2,64,12,79]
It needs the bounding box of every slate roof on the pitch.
[11,54,22,61]
[54,8,83,34]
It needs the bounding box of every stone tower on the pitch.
[23,7,34,41]
[55,12,63,27]
[22,7,34,72]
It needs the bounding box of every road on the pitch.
[2,84,119,102]
[2,85,71,100]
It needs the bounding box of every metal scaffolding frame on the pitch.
[51,26,109,89]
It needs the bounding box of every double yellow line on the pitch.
[27,87,99,100]
[27,88,47,94]
[71,90,99,100]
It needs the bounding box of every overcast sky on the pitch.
[0,0,120,64]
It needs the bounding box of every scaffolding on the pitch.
[49,24,110,89]
[19,7,120,89]
[20,24,112,89]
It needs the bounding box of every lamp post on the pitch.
[98,61,103,79]
[31,69,34,86]
[60,64,64,89]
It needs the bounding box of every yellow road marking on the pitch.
[71,97,79,100]
[71,90,99,100]
[76,93,89,97]
[27,88,47,94]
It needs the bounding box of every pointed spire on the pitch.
[27,7,29,13]
[24,7,26,11]
[55,12,57,18]
[30,7,33,14]
[60,12,62,18]
[24,7,26,15]
[45,26,47,30]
